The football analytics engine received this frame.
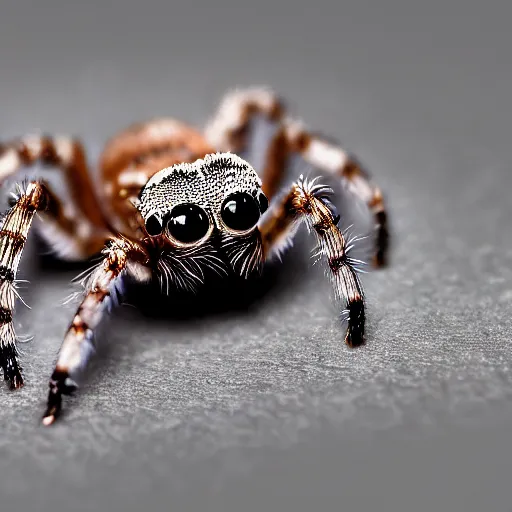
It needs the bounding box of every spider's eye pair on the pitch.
[145,191,269,242]
[221,191,268,231]
[145,204,210,243]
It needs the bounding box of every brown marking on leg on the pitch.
[341,159,390,267]
[0,182,50,388]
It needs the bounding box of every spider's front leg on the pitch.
[259,177,365,347]
[42,237,152,425]
[0,181,50,388]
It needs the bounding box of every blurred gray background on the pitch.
[1,0,512,510]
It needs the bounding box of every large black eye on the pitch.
[221,192,261,231]
[166,203,210,244]
[145,214,163,236]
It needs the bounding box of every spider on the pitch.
[0,88,389,425]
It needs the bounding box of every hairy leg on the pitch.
[42,237,152,425]
[258,176,365,347]
[0,135,112,259]
[206,88,389,266]
[205,87,286,199]
[0,182,49,388]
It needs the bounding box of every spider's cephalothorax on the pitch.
[137,153,268,289]
[0,87,389,425]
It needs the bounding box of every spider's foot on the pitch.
[344,298,365,348]
[0,345,24,390]
[42,369,77,426]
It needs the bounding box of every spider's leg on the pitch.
[0,136,112,260]
[36,181,109,259]
[205,87,286,199]
[42,237,151,426]
[0,182,49,388]
[283,124,389,267]
[205,87,389,266]
[258,176,365,347]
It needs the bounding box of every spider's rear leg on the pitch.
[206,87,389,266]
[259,176,365,347]
[205,87,287,199]
[0,181,50,388]
[0,135,112,260]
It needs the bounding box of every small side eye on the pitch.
[221,192,261,232]
[145,214,163,236]
[257,191,269,214]
[167,203,210,244]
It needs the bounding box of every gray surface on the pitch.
[1,0,512,510]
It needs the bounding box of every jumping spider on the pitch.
[0,88,389,425]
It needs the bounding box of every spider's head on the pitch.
[137,153,269,283]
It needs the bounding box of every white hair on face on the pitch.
[145,152,259,189]
[138,152,263,221]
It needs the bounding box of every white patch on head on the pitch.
[139,152,262,223]
[145,152,258,189]
[145,158,206,189]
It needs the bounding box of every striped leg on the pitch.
[258,176,365,347]
[206,88,389,266]
[42,237,151,426]
[205,87,286,199]
[0,182,49,388]
[0,136,111,260]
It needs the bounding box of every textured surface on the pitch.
[1,1,512,510]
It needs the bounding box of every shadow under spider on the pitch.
[36,232,312,326]
[32,235,313,412]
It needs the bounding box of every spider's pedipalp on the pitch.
[259,176,365,347]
